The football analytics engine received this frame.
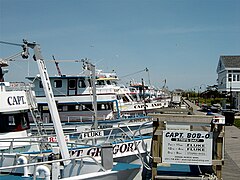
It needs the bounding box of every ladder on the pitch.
[25,88,46,136]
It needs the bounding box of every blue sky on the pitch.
[0,0,239,90]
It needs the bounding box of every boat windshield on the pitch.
[0,113,30,133]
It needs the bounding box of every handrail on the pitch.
[0,123,151,149]
[0,139,99,149]
[132,121,153,170]
[0,118,153,160]
[0,155,106,171]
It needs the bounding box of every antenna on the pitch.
[52,55,62,76]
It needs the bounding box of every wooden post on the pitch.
[152,118,165,179]
[211,123,224,179]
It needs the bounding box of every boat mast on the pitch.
[142,78,147,115]
[52,55,62,76]
[82,59,98,129]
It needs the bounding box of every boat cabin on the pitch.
[26,74,118,122]
[0,82,31,150]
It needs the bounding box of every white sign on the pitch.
[212,116,225,124]
[117,101,169,112]
[79,130,104,139]
[47,135,70,143]
[162,130,213,165]
[0,91,29,112]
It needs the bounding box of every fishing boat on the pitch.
[0,60,40,153]
[26,59,171,123]
[0,40,152,179]
[115,84,170,116]
[26,73,117,122]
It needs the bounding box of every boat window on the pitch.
[57,105,63,111]
[65,105,80,111]
[79,79,86,88]
[127,94,134,101]
[117,95,121,100]
[233,74,236,81]
[75,105,80,110]
[0,113,30,133]
[80,105,85,110]
[82,104,92,111]
[87,79,92,87]
[42,105,49,112]
[99,103,110,110]
[122,95,129,102]
[39,81,43,88]
[67,105,76,111]
[97,80,105,85]
[68,79,76,89]
[228,74,232,82]
[131,94,138,101]
[54,80,62,88]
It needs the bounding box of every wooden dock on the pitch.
[148,113,240,179]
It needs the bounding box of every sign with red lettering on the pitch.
[47,135,70,143]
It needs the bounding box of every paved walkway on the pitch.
[222,125,240,180]
[183,99,205,115]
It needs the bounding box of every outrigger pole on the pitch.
[7,40,71,164]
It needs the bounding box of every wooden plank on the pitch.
[212,160,224,166]
[150,114,212,123]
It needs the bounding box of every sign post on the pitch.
[151,114,225,179]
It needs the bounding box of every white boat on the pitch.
[26,62,171,123]
[26,74,117,122]
[0,60,40,153]
[0,40,152,179]
[115,84,170,115]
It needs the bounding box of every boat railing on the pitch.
[53,116,152,144]
[0,134,100,152]
[67,116,84,122]
[0,155,106,179]
[6,82,32,91]
[62,125,136,145]
[33,118,152,149]
[71,120,152,159]
[66,114,112,123]
[96,87,115,94]
[1,115,152,146]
